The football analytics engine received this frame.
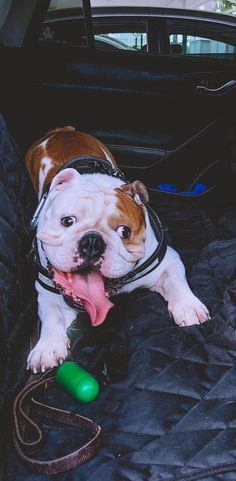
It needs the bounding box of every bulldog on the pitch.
[25,126,210,373]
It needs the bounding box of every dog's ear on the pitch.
[37,169,81,245]
[120,181,149,205]
[49,168,81,193]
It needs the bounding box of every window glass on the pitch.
[94,31,147,51]
[169,33,236,60]
[49,0,83,9]
[40,19,86,46]
[40,0,86,46]
[41,0,147,53]
[40,19,147,52]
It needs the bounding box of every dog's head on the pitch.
[37,168,149,325]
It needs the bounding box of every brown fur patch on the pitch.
[109,188,146,251]
[25,127,117,194]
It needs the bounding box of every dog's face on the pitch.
[37,168,149,278]
[36,168,149,326]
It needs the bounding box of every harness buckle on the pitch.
[30,190,49,231]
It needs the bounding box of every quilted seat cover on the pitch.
[0,114,37,473]
[1,114,236,481]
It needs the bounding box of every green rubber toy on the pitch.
[55,361,100,403]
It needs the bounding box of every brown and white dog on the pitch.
[26,126,210,373]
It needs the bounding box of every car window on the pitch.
[49,0,83,9]
[40,0,148,52]
[40,18,147,52]
[168,20,236,60]
[40,0,88,46]
[169,33,236,59]
[41,1,236,59]
[40,9,147,53]
[40,18,86,46]
[94,30,147,51]
[92,19,147,51]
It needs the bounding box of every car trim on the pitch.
[45,7,236,28]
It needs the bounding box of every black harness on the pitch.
[30,156,168,304]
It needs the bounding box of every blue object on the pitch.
[181,182,206,195]
[157,183,177,193]
[157,182,207,196]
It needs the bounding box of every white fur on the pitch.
[27,168,210,372]
[38,155,53,200]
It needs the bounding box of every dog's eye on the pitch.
[61,216,77,227]
[116,225,131,239]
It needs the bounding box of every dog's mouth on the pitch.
[51,266,114,327]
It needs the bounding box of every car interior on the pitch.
[1,1,236,480]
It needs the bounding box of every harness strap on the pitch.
[13,370,101,474]
[57,155,127,182]
[31,206,168,297]
[37,273,61,295]
[120,206,168,285]
[30,156,126,231]
[29,154,168,295]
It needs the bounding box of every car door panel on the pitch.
[30,46,234,173]
[1,45,235,188]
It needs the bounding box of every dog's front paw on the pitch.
[169,295,210,327]
[27,335,70,373]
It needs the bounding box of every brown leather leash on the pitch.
[13,323,102,474]
[13,370,101,474]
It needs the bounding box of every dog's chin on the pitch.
[99,261,136,279]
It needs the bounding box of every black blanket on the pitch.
[1,114,236,481]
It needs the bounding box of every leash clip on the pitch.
[30,191,48,231]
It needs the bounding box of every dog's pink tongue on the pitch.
[53,269,114,326]
[72,271,114,326]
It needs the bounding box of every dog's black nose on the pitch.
[78,232,105,261]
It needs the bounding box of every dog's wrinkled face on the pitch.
[37,168,149,325]
[37,168,148,278]
[37,168,149,326]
